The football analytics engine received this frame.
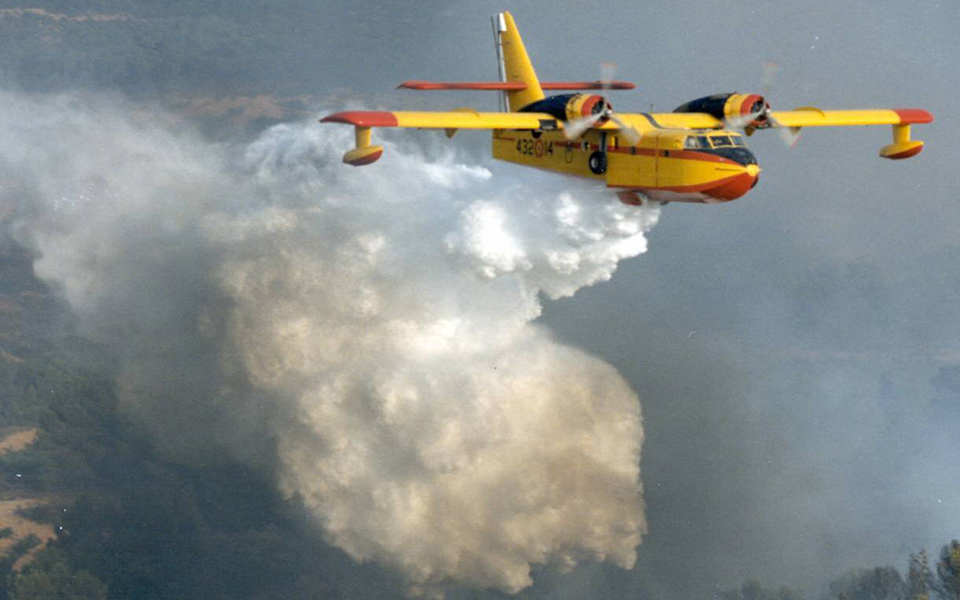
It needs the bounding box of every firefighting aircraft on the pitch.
[321,12,933,205]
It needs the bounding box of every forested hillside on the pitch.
[0,242,396,599]
[2,235,959,600]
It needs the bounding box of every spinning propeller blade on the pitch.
[564,62,641,144]
[564,112,605,140]
[759,62,801,146]
[610,115,641,145]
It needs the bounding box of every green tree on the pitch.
[716,578,804,600]
[10,549,107,600]
[935,541,960,600]
[829,566,905,600]
[908,550,932,600]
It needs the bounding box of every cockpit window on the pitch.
[684,136,700,149]
[711,135,733,147]
[697,136,711,148]
[731,136,746,147]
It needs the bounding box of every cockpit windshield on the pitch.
[707,135,746,148]
[711,135,733,147]
[684,134,749,151]
[684,136,711,149]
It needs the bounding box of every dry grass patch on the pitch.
[0,428,38,455]
[0,498,57,571]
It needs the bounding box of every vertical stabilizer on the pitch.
[494,12,545,112]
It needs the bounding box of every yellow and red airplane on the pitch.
[322,12,932,205]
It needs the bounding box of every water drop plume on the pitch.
[0,90,658,596]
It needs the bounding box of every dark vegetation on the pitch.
[1,238,957,600]
[720,544,960,600]
[0,243,393,599]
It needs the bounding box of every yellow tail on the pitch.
[494,12,545,112]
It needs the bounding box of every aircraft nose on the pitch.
[731,147,757,166]
[705,164,761,201]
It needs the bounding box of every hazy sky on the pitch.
[1,1,958,598]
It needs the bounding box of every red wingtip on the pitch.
[320,111,399,127]
[893,108,934,125]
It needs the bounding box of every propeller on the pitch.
[760,62,801,147]
[725,109,766,130]
[717,63,801,148]
[564,111,606,140]
[563,62,641,145]
[609,114,641,145]
[762,62,778,96]
[599,62,618,91]
[769,115,802,147]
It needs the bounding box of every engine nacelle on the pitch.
[674,93,770,129]
[519,93,611,124]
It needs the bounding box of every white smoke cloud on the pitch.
[0,91,657,596]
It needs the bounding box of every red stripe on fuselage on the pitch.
[609,147,741,165]
[623,171,756,200]
[668,149,740,165]
[642,173,743,194]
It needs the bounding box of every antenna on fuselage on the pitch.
[491,13,508,112]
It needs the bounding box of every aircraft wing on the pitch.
[767,107,933,128]
[321,110,562,131]
[323,107,930,134]
[322,109,582,165]
[766,108,933,158]
[645,107,933,160]
[322,107,933,165]
[643,108,934,130]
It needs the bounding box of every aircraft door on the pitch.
[605,135,644,188]
[656,135,682,188]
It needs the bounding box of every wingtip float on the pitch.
[321,11,932,205]
[880,108,934,159]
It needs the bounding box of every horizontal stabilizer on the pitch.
[400,80,527,91]
[399,80,635,91]
[542,81,635,90]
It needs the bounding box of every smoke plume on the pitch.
[0,91,658,596]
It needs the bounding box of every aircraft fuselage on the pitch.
[492,123,760,204]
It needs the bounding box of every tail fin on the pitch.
[493,12,545,112]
